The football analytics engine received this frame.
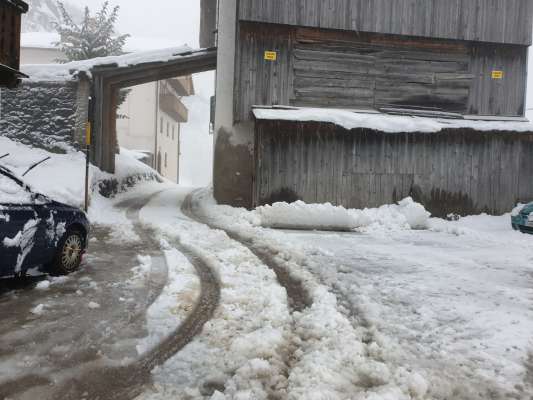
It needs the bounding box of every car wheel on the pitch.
[50,230,85,275]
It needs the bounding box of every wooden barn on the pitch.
[208,0,533,216]
[0,0,28,88]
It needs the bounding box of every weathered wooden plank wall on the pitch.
[469,44,528,116]
[254,119,533,216]
[235,23,528,121]
[0,2,22,69]
[200,0,218,48]
[238,0,533,46]
[234,24,295,121]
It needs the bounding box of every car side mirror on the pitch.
[31,192,50,205]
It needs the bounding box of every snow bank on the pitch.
[253,107,533,133]
[255,201,362,231]
[251,197,430,232]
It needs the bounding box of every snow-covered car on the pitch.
[0,165,90,278]
[511,202,533,234]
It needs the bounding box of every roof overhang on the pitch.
[2,0,29,13]
[252,106,533,134]
[0,63,29,88]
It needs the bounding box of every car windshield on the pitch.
[0,172,32,204]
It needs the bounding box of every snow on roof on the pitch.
[20,45,197,82]
[253,107,533,133]
[3,0,28,12]
[21,32,59,49]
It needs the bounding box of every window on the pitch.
[164,152,168,168]
[160,117,163,134]
[172,125,175,140]
[167,122,170,137]
[0,173,32,204]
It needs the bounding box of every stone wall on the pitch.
[0,78,90,153]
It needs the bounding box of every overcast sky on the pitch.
[84,0,201,48]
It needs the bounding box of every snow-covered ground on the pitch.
[137,188,293,399]
[2,138,532,399]
[194,191,533,400]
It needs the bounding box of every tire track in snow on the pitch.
[43,192,220,400]
[182,191,313,393]
[182,192,312,313]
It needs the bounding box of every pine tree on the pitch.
[55,2,130,117]
[54,1,129,61]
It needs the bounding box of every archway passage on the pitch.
[90,48,217,173]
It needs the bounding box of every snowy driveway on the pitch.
[2,179,532,400]
[283,226,533,399]
[194,193,533,400]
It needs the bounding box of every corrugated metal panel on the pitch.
[238,0,533,46]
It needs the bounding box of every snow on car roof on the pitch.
[252,107,533,133]
[20,46,203,82]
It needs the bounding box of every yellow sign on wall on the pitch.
[264,51,277,61]
[492,70,504,79]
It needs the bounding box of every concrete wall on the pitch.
[0,78,89,152]
[213,0,257,208]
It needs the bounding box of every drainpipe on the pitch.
[154,81,160,169]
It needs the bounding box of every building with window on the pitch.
[116,76,194,183]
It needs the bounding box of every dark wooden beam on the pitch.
[90,50,217,173]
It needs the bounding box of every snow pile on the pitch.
[511,203,526,216]
[253,107,533,133]
[87,301,101,310]
[127,255,153,287]
[230,196,431,232]
[358,197,431,231]
[255,201,363,231]
[30,303,46,316]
